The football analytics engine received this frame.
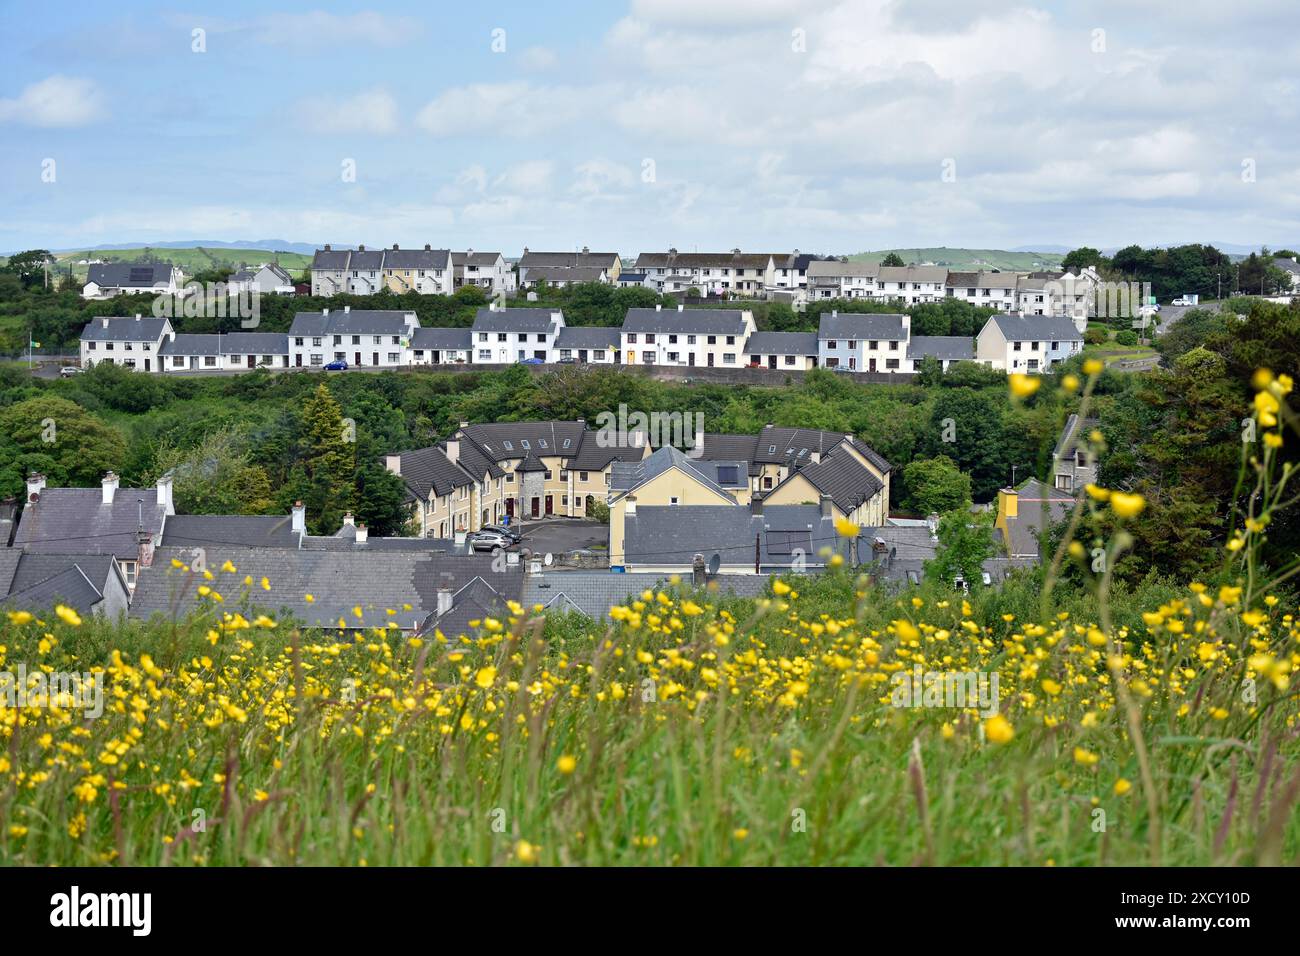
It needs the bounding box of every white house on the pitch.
[470,305,566,364]
[620,306,755,368]
[79,315,173,372]
[410,328,473,365]
[806,260,880,300]
[905,336,976,371]
[518,265,610,288]
[288,308,419,369]
[745,331,818,370]
[1274,257,1300,292]
[872,266,947,305]
[555,326,621,363]
[817,311,911,372]
[159,332,290,372]
[228,264,296,295]
[517,248,621,286]
[82,262,185,300]
[976,313,1084,373]
[453,251,515,295]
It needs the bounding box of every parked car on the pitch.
[830,365,855,373]
[519,357,545,365]
[557,357,577,364]
[481,524,522,544]
[468,530,512,552]
[59,366,83,378]
[324,360,348,371]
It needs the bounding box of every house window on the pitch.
[478,349,491,361]
[295,337,304,346]
[707,335,716,345]
[387,352,400,363]
[312,337,322,347]
[628,333,637,343]
[88,342,96,350]
[593,350,605,361]
[310,355,323,366]
[172,356,184,367]
[784,355,795,365]
[204,356,216,367]
[885,358,899,370]
[121,560,138,588]
[579,471,589,482]
[670,497,679,506]
[479,332,488,342]
[827,340,837,349]
[723,353,735,364]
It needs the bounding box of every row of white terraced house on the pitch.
[78,303,1086,375]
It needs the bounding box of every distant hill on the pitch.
[46,246,314,282]
[53,238,320,256]
[847,247,1065,271]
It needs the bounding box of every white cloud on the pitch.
[0,76,104,127]
[298,89,398,135]
[251,11,420,48]
[415,83,615,136]
[519,46,559,71]
[493,160,554,192]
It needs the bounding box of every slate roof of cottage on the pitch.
[556,326,621,350]
[622,504,851,569]
[908,335,976,361]
[221,332,290,354]
[13,488,168,561]
[745,331,818,354]
[159,334,222,356]
[87,262,175,288]
[410,327,472,351]
[987,313,1082,342]
[391,446,474,500]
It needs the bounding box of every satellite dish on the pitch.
[707,553,721,576]
[543,552,553,567]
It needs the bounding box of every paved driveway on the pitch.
[511,519,607,558]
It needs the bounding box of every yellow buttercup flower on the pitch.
[556,755,576,775]
[1009,373,1040,398]
[1083,358,1103,376]
[985,714,1014,744]
[55,605,82,627]
[1109,492,1146,519]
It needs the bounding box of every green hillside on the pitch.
[849,247,1065,271]
[48,246,313,282]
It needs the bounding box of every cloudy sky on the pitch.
[2,0,1297,255]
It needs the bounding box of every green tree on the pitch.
[3,249,53,288]
[923,510,995,589]
[0,396,127,489]
[880,252,906,267]
[148,426,272,515]
[902,456,972,515]
[1061,247,1108,270]
[353,464,412,537]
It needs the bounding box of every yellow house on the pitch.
[607,447,745,566]
[761,442,889,526]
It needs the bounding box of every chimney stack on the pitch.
[385,453,402,476]
[101,471,119,505]
[156,473,174,513]
[343,305,350,313]
[655,303,662,312]
[677,304,684,312]
[445,437,460,465]
[291,500,306,535]
[692,553,706,586]
[751,492,764,515]
[436,587,453,616]
[26,473,46,501]
[355,523,368,544]
[819,494,834,518]
[626,495,637,516]
[342,512,355,527]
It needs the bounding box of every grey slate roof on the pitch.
[987,313,1081,342]
[14,488,168,561]
[1000,478,1074,558]
[161,515,300,549]
[385,247,451,270]
[221,332,289,354]
[131,545,518,633]
[289,310,413,337]
[622,503,851,570]
[818,312,907,340]
[609,446,736,501]
[556,326,620,350]
[80,316,169,342]
[622,308,748,335]
[160,334,222,356]
[1,566,102,615]
[565,431,646,471]
[745,331,818,354]
[806,260,879,278]
[87,262,175,288]
[520,571,772,620]
[392,445,474,500]
[635,251,779,270]
[452,251,502,267]
[460,421,586,462]
[1274,257,1300,276]
[780,448,883,514]
[518,251,619,270]
[411,327,472,351]
[470,308,562,333]
[908,335,976,361]
[522,266,608,283]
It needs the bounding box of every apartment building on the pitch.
[621,305,756,368]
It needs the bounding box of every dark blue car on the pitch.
[519,357,545,365]
[324,360,348,371]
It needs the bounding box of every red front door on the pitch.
[545,495,553,515]
[247,355,255,368]
[505,498,514,517]
[530,497,540,518]
[354,352,361,366]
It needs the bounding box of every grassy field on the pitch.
[44,247,313,282]
[848,248,1066,271]
[0,369,1293,867]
